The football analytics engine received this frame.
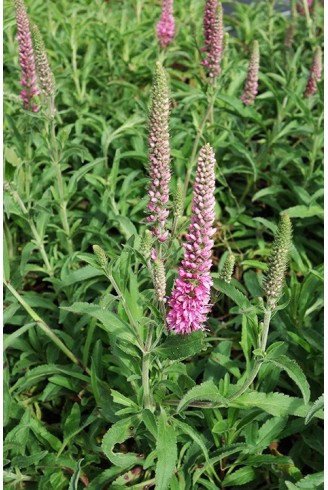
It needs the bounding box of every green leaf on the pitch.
[177,380,228,413]
[230,391,323,419]
[305,394,324,425]
[64,403,81,440]
[284,205,324,219]
[174,419,209,463]
[68,459,84,490]
[155,331,206,360]
[255,417,287,450]
[60,266,103,287]
[264,355,310,404]
[155,411,177,490]
[101,416,141,468]
[285,471,324,490]
[222,467,256,487]
[212,277,252,311]
[62,302,137,344]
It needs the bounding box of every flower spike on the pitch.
[241,40,260,105]
[167,144,216,334]
[156,0,175,48]
[147,62,171,244]
[202,0,224,79]
[14,0,40,112]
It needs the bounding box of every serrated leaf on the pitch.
[101,416,141,468]
[305,394,324,425]
[285,471,324,489]
[177,380,228,413]
[255,417,287,450]
[264,355,310,404]
[230,391,323,419]
[223,467,256,487]
[155,411,177,490]
[155,331,205,360]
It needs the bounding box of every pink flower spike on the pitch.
[14,0,40,112]
[167,144,217,335]
[156,0,175,48]
[202,0,224,79]
[305,46,322,97]
[241,40,260,106]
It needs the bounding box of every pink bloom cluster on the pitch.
[241,40,260,105]
[167,144,216,334]
[156,0,175,48]
[305,46,322,97]
[202,0,224,79]
[14,0,39,112]
[147,62,171,243]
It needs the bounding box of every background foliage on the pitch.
[3,0,324,489]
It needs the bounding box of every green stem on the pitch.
[301,0,313,38]
[4,281,89,373]
[228,308,272,401]
[142,327,153,410]
[183,88,217,199]
[49,119,74,255]
[82,317,97,366]
[106,269,144,349]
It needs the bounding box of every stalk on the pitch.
[183,87,217,199]
[48,118,74,255]
[142,327,153,410]
[228,308,272,401]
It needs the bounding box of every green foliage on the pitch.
[3,0,323,487]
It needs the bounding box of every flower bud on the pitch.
[220,253,235,283]
[173,179,184,218]
[140,230,153,259]
[153,258,167,302]
[264,214,292,309]
[93,245,108,268]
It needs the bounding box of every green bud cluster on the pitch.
[140,230,153,259]
[31,24,55,99]
[220,253,235,283]
[173,179,184,218]
[153,258,166,302]
[264,214,292,309]
[93,245,108,268]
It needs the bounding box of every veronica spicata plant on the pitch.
[4,1,323,488]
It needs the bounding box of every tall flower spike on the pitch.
[202,0,224,79]
[264,214,292,309]
[31,24,56,114]
[147,62,171,243]
[167,144,216,334]
[284,0,297,49]
[14,0,39,112]
[305,46,322,97]
[241,40,260,105]
[156,0,175,48]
